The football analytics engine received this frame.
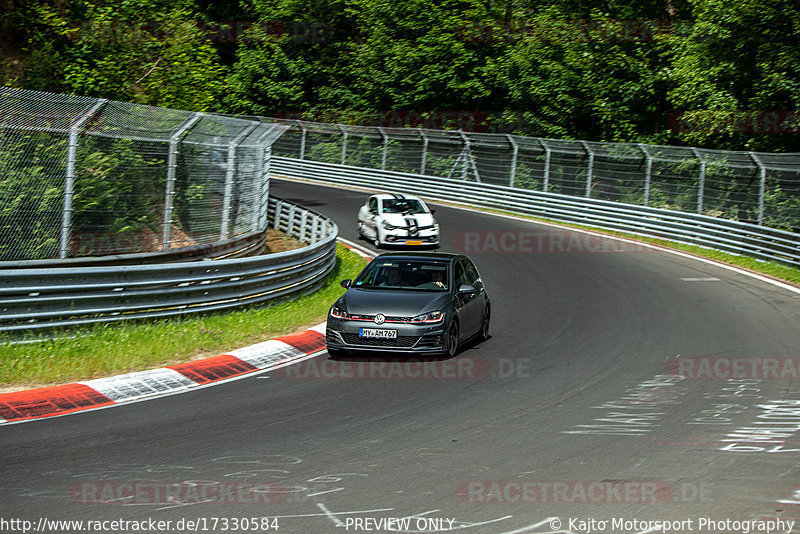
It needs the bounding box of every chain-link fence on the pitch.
[270,121,800,233]
[3,88,798,265]
[0,87,285,262]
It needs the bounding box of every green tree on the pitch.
[666,0,800,151]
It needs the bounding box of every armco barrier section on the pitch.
[272,157,800,268]
[0,197,337,335]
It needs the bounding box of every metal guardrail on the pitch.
[272,157,800,268]
[0,197,338,335]
[269,119,800,232]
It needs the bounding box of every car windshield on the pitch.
[382,199,427,214]
[353,260,448,291]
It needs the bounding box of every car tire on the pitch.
[443,320,459,357]
[479,307,490,342]
[372,236,381,248]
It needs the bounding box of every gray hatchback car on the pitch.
[325,252,490,357]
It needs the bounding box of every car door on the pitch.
[454,259,481,336]
[463,258,488,332]
[361,196,379,238]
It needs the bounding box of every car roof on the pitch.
[371,192,424,202]
[371,251,465,263]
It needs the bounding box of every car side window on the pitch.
[368,198,378,213]
[454,261,468,288]
[463,260,480,286]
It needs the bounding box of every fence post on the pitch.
[507,134,518,188]
[751,152,766,225]
[419,128,428,174]
[60,98,107,259]
[540,139,551,193]
[221,123,258,240]
[162,113,202,251]
[339,125,348,165]
[379,127,388,170]
[581,141,594,198]
[299,121,307,160]
[639,144,652,207]
[459,130,481,182]
[255,125,282,232]
[693,148,706,215]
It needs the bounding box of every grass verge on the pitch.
[0,244,368,391]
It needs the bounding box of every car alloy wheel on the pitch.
[445,320,459,357]
[480,308,490,341]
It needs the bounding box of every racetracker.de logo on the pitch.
[666,357,800,380]
[274,357,492,380]
[69,481,286,505]
[456,481,674,504]
[453,231,651,254]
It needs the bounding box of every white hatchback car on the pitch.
[357,193,439,248]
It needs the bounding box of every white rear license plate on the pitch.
[359,328,397,339]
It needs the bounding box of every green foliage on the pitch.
[666,0,800,151]
[6,0,227,111]
[73,137,163,233]
[5,0,800,153]
[0,132,69,260]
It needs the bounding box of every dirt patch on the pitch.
[264,227,305,253]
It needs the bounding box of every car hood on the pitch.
[380,212,435,226]
[341,288,450,316]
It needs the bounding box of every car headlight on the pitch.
[381,220,397,230]
[330,304,351,319]
[409,310,444,324]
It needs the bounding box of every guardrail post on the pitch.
[506,134,518,188]
[339,125,348,165]
[221,123,258,240]
[419,128,428,174]
[639,144,653,207]
[274,200,283,229]
[300,211,309,242]
[379,127,388,170]
[581,141,594,198]
[312,216,320,244]
[539,139,551,192]
[287,204,298,236]
[751,152,766,226]
[693,148,706,215]
[60,99,107,259]
[162,112,202,251]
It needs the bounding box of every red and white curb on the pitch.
[0,324,327,425]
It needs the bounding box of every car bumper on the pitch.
[382,230,439,246]
[326,318,447,354]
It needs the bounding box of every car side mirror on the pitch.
[458,284,475,294]
[340,279,352,288]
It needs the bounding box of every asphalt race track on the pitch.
[3,178,800,534]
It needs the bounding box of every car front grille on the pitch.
[341,334,419,348]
